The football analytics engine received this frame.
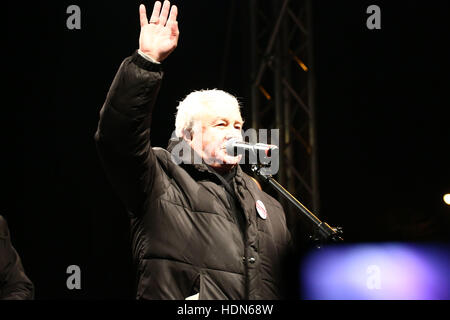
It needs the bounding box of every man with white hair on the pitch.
[95,1,292,299]
[174,89,244,173]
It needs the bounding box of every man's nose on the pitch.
[225,131,242,141]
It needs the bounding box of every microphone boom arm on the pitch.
[251,164,343,245]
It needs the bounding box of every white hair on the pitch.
[174,89,242,138]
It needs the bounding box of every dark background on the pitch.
[3,0,449,299]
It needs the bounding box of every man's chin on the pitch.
[205,155,240,170]
[222,155,241,165]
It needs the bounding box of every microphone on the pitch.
[225,138,279,160]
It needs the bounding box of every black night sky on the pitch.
[3,1,449,299]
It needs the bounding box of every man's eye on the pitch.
[216,123,226,126]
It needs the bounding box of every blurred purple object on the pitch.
[300,243,450,300]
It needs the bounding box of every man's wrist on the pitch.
[131,50,163,72]
[137,49,161,64]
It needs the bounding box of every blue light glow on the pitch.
[300,243,450,300]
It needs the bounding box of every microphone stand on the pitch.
[251,164,343,246]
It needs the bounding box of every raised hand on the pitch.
[139,1,180,62]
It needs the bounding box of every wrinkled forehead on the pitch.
[195,102,243,124]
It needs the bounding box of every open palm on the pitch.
[139,1,179,62]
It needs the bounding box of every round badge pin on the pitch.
[256,200,267,220]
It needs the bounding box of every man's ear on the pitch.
[182,128,193,141]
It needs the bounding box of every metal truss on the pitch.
[248,0,320,223]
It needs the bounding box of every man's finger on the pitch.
[149,1,162,24]
[167,5,178,23]
[139,4,148,27]
[170,21,179,39]
[159,0,171,26]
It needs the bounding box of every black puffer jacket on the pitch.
[95,51,291,300]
